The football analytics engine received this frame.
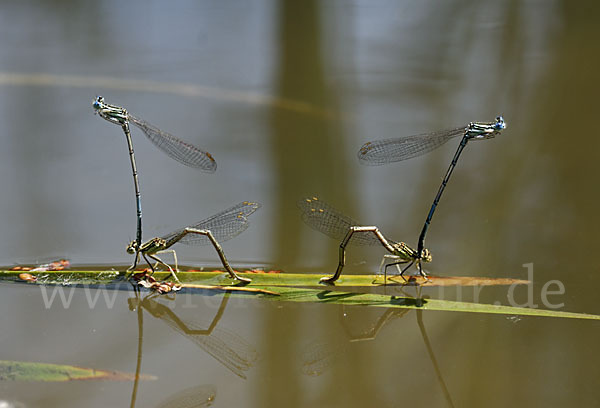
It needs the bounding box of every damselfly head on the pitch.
[420,248,432,263]
[467,115,506,140]
[92,96,104,111]
[126,240,138,254]
[494,115,506,131]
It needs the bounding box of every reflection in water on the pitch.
[302,308,410,376]
[263,0,351,404]
[302,304,454,407]
[415,309,454,408]
[301,340,338,377]
[2,1,599,406]
[130,288,144,408]
[155,384,216,408]
[128,291,258,380]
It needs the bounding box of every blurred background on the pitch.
[1,0,599,407]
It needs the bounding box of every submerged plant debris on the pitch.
[0,360,156,382]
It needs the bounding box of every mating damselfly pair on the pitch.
[93,94,505,286]
[298,115,506,284]
[93,96,258,284]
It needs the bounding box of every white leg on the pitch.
[148,254,180,283]
[379,254,395,284]
[155,249,179,273]
[394,263,403,275]
[378,254,409,284]
[378,254,401,275]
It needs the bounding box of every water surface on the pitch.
[1,1,599,407]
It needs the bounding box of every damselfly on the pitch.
[127,201,260,284]
[298,197,431,284]
[92,96,217,266]
[357,115,506,279]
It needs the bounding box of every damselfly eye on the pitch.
[422,249,432,262]
[92,96,103,110]
[495,116,506,130]
[126,240,137,254]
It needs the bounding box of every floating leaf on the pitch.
[1,269,597,321]
[163,271,530,287]
[0,269,529,288]
[256,286,600,320]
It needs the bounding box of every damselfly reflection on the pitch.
[301,305,454,407]
[302,308,410,376]
[129,292,258,379]
[156,384,216,408]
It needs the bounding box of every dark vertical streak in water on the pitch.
[262,1,352,406]
[459,2,600,407]
[269,0,349,268]
[496,3,600,405]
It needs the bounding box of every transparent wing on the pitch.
[161,201,261,246]
[297,197,383,246]
[156,385,216,408]
[157,311,258,379]
[129,114,217,173]
[357,126,465,165]
[301,340,338,377]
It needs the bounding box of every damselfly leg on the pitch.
[128,201,260,284]
[298,197,430,284]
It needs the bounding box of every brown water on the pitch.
[1,0,600,406]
